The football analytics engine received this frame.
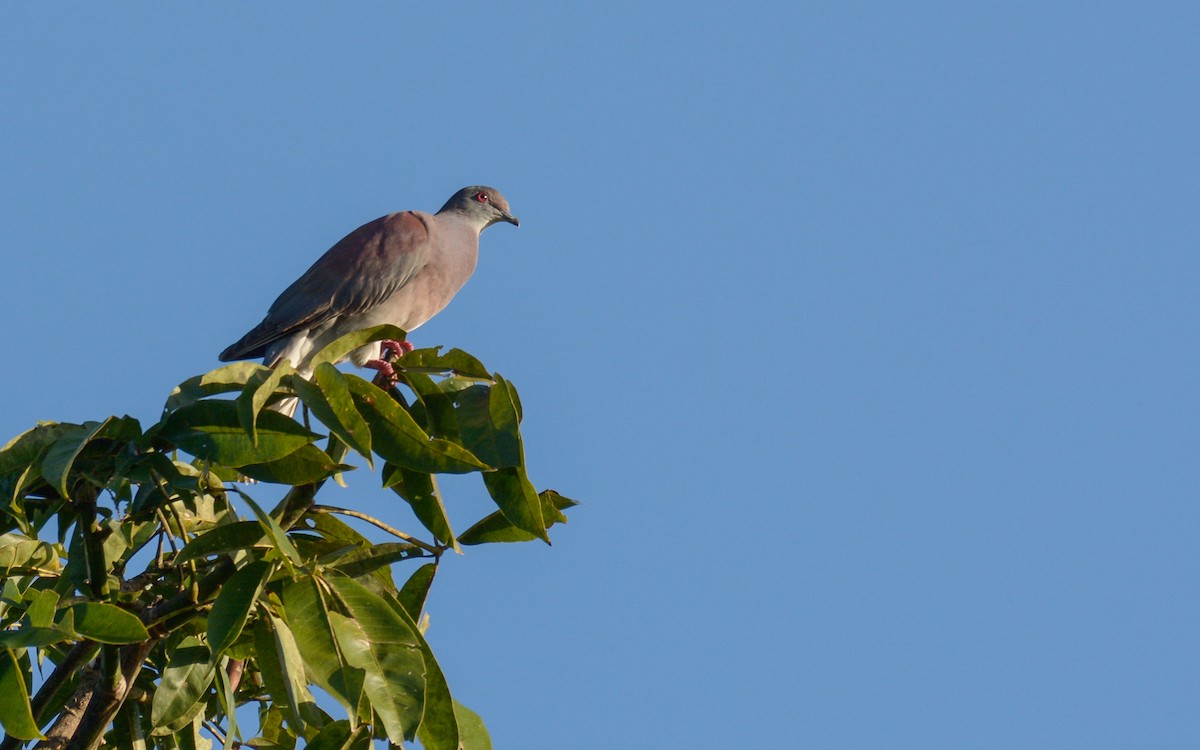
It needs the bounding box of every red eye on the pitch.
[475,192,489,203]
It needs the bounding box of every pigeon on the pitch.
[219,186,518,383]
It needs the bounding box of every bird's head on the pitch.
[440,186,520,229]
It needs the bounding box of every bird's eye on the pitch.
[475,192,489,203]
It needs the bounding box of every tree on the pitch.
[0,326,575,749]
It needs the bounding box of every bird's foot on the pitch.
[365,358,398,383]
[380,339,414,360]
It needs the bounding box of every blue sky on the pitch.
[2,3,1198,747]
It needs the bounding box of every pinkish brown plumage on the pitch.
[220,186,518,380]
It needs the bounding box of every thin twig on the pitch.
[310,504,442,554]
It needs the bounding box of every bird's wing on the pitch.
[220,211,430,361]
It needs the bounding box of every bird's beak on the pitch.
[501,211,520,227]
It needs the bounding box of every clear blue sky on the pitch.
[2,3,1197,748]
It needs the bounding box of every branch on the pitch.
[311,504,442,554]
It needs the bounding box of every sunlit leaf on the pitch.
[237,492,302,568]
[454,701,493,750]
[307,324,408,371]
[397,563,437,622]
[162,400,321,468]
[164,361,270,413]
[237,362,294,447]
[281,577,360,717]
[290,364,374,468]
[71,602,150,644]
[326,575,425,743]
[346,376,488,474]
[0,648,42,740]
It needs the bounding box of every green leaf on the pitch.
[0,624,71,649]
[71,602,149,644]
[290,374,370,470]
[409,617,458,750]
[208,560,271,657]
[453,701,493,750]
[399,347,491,379]
[326,575,425,743]
[383,464,458,550]
[161,400,321,468]
[0,533,61,575]
[481,467,548,543]
[151,637,216,733]
[397,371,463,442]
[324,542,421,579]
[0,421,74,477]
[24,587,58,627]
[0,648,42,740]
[236,362,294,447]
[345,376,489,474]
[397,563,437,622]
[41,416,141,499]
[164,361,270,413]
[239,444,351,485]
[453,383,522,469]
[237,492,302,568]
[459,489,576,546]
[281,578,361,717]
[255,612,319,736]
[175,521,267,563]
[307,324,409,371]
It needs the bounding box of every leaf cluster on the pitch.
[0,327,576,749]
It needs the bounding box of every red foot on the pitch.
[381,339,414,360]
[364,358,398,382]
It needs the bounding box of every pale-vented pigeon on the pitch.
[219,186,518,381]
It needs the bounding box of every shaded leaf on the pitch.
[71,602,150,644]
[208,560,271,657]
[162,400,321,468]
[239,444,351,485]
[41,416,140,499]
[397,563,437,622]
[399,347,490,379]
[459,489,576,546]
[175,521,267,563]
[346,376,488,474]
[481,467,547,543]
[151,637,216,733]
[0,648,42,740]
[325,542,421,579]
[453,384,522,469]
[383,464,458,549]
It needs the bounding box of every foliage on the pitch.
[0,326,576,749]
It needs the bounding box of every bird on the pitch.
[219,186,519,389]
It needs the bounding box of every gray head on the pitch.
[438,186,520,229]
